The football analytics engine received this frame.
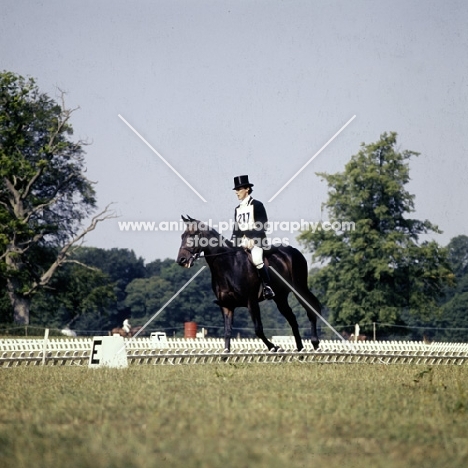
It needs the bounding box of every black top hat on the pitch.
[232,175,254,190]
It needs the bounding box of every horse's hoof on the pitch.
[223,348,230,354]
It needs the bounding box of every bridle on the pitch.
[179,229,206,266]
[180,246,200,262]
[179,243,201,266]
[180,229,238,265]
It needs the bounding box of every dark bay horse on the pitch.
[176,216,322,352]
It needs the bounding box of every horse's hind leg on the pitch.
[293,289,321,350]
[248,300,277,351]
[273,294,304,351]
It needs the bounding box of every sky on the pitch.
[1,0,467,264]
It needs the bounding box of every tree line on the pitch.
[1,71,467,341]
[0,247,298,337]
[0,238,466,341]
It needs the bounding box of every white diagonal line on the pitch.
[117,266,206,353]
[118,114,207,202]
[268,115,356,202]
[269,266,345,341]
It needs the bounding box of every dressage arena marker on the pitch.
[88,335,128,368]
[2,337,467,367]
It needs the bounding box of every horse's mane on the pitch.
[198,222,236,250]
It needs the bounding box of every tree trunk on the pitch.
[6,278,31,325]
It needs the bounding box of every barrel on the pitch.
[184,321,197,339]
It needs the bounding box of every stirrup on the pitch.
[263,285,275,300]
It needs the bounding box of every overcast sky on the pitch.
[2,0,467,263]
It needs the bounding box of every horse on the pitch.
[341,331,367,342]
[349,333,367,342]
[176,216,322,352]
[109,326,142,338]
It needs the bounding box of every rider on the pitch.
[231,175,275,300]
[122,318,131,335]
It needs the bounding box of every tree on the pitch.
[71,247,147,328]
[73,247,147,288]
[125,276,174,320]
[445,235,468,287]
[30,261,116,331]
[430,235,468,341]
[0,71,113,324]
[299,132,453,331]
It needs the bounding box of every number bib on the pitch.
[236,203,255,232]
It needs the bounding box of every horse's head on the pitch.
[176,215,206,268]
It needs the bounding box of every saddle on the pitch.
[244,244,280,265]
[263,244,281,258]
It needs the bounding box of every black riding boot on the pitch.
[258,265,275,300]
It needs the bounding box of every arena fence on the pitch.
[1,336,468,367]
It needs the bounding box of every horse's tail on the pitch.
[280,245,322,316]
[272,245,309,288]
[290,247,310,288]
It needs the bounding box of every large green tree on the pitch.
[445,235,468,289]
[0,71,112,324]
[299,132,453,331]
[433,235,468,341]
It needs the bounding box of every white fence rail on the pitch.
[1,336,467,367]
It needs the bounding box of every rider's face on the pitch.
[235,187,250,200]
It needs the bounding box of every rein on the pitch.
[183,230,240,260]
[201,250,238,258]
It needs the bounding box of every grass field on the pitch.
[0,363,467,468]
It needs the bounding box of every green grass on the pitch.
[0,364,467,468]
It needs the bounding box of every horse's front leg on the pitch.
[248,299,277,351]
[220,306,234,352]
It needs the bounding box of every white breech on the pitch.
[240,237,264,268]
[251,246,264,268]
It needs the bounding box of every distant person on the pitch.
[231,175,275,299]
[122,318,131,335]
